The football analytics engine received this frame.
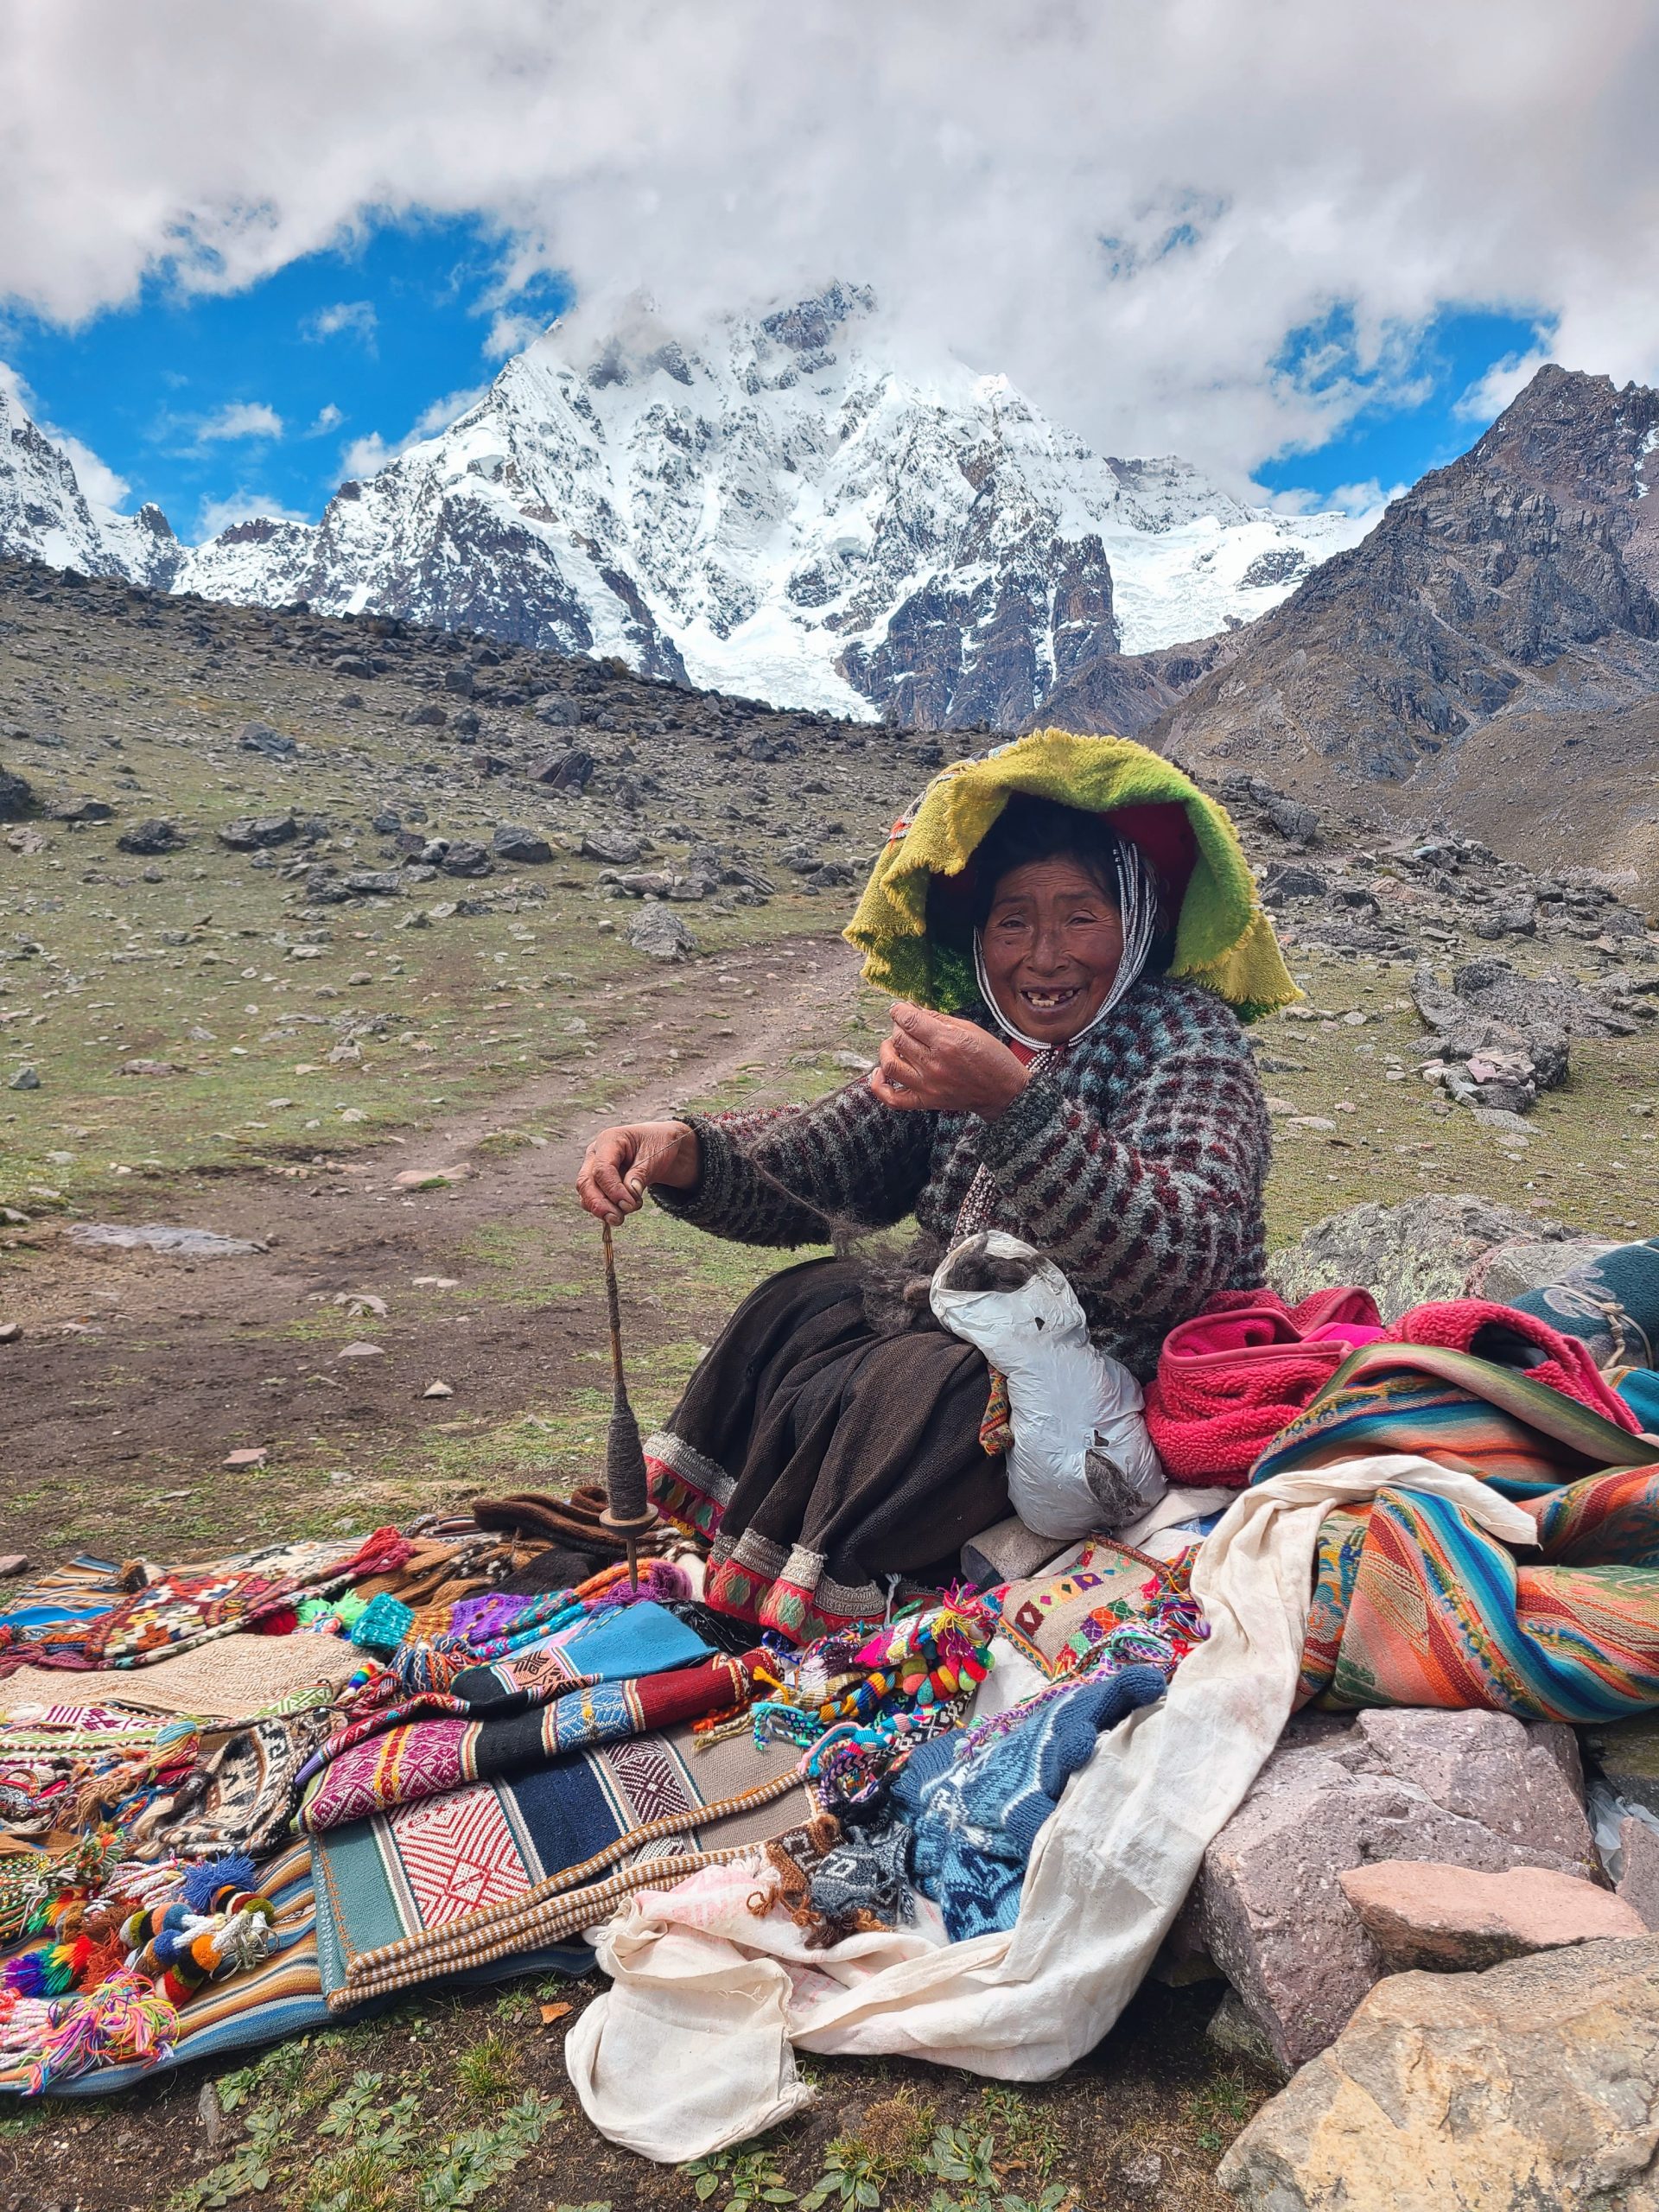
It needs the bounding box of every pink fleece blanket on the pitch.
[1145,1287,1384,1486]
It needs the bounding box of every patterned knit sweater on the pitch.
[656,974,1273,1381]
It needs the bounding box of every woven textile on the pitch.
[299,1654,753,1833]
[0,1557,140,1637]
[126,1710,334,1860]
[0,1631,364,1720]
[311,1721,811,2006]
[0,1530,409,1675]
[296,1600,721,1831]
[1297,1465,1659,1720]
[0,1844,328,2097]
[1251,1341,1659,1497]
[1276,1344,1659,1719]
[0,1709,199,1842]
[997,1537,1207,1682]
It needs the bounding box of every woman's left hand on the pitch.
[869,1001,1030,1117]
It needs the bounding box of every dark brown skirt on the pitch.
[645,1256,1008,1639]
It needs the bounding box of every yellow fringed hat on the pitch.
[843,728,1299,1020]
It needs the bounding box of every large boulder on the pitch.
[1218,1938,1659,2211]
[628,902,696,963]
[1268,1192,1578,1322]
[1338,1859,1643,1972]
[1195,1709,1597,2073]
[115,817,184,855]
[0,766,34,821]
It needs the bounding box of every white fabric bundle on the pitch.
[928,1231,1165,1539]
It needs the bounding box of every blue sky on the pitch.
[0,209,1553,542]
[0,215,567,540]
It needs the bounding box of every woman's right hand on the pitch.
[576,1120,701,1225]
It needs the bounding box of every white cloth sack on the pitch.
[566,1454,1535,2160]
[929,1231,1165,1539]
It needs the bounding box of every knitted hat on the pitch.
[844,728,1299,1020]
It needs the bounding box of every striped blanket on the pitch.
[1273,1344,1659,1720]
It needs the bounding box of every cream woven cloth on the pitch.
[0,1630,362,1719]
[566,1455,1535,2159]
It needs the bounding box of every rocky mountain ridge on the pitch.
[0,285,1364,728]
[1136,365,1659,785]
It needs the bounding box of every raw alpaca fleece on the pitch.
[894,1665,1167,1940]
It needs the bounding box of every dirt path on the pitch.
[1,938,861,1556]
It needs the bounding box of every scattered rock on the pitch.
[437,841,493,878]
[222,1446,269,1470]
[582,828,644,867]
[1262,862,1328,902]
[239,721,296,760]
[115,817,184,855]
[1196,1708,1596,2071]
[0,1322,22,1344]
[340,870,404,898]
[404,702,448,728]
[46,795,114,823]
[392,1166,468,1190]
[219,813,298,850]
[531,747,596,791]
[1338,1859,1642,1972]
[1268,1193,1575,1323]
[629,903,696,962]
[423,1380,454,1399]
[492,825,554,864]
[118,1058,184,1077]
[1618,1818,1659,1932]
[336,1341,385,1360]
[0,766,34,820]
[536,696,582,728]
[7,1065,39,1090]
[1217,1938,1659,2212]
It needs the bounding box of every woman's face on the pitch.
[980,856,1125,1044]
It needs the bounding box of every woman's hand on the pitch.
[576,1120,701,1225]
[869,1002,1030,1118]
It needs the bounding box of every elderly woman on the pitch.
[576,732,1290,1637]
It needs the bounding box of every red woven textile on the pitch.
[1145,1286,1383,1486]
[1383,1300,1642,1433]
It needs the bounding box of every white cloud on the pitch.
[194,398,283,442]
[482,307,550,359]
[304,299,377,344]
[1454,346,1556,423]
[57,432,131,508]
[0,4,1656,486]
[1323,480,1412,519]
[194,488,308,537]
[340,384,487,480]
[308,401,344,434]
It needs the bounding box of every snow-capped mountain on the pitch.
[2,289,1370,727]
[0,376,181,590]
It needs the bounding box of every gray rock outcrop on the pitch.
[1195,1708,1597,2073]
[1218,1938,1659,2211]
